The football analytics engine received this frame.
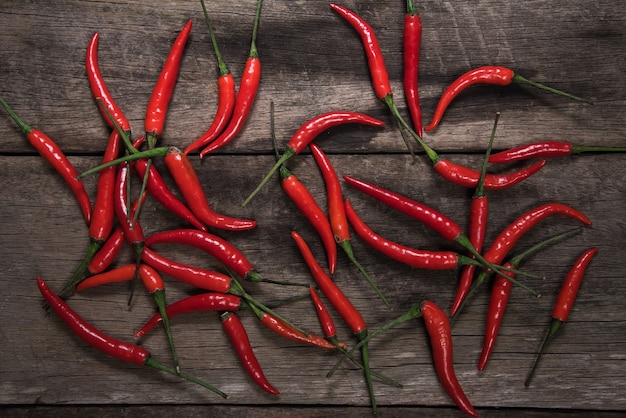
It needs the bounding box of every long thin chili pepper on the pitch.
[309,287,341,347]
[134,292,242,338]
[164,146,257,231]
[199,0,263,156]
[425,66,591,132]
[524,247,598,387]
[488,140,626,163]
[88,226,125,275]
[74,263,180,372]
[144,20,192,147]
[0,97,92,225]
[145,228,262,282]
[403,0,423,137]
[421,300,478,417]
[477,227,583,371]
[184,0,236,155]
[291,230,376,412]
[242,111,385,206]
[451,113,499,317]
[86,32,131,135]
[343,175,540,281]
[37,277,227,398]
[221,311,280,395]
[310,143,388,307]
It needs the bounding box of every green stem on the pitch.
[242,148,295,207]
[0,96,32,134]
[199,0,230,76]
[339,240,390,309]
[357,330,376,414]
[77,147,169,179]
[571,145,626,154]
[475,112,499,198]
[511,74,593,104]
[524,318,562,387]
[152,289,180,373]
[248,0,263,59]
[144,356,227,398]
[58,239,103,298]
[95,98,136,153]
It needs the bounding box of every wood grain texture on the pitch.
[0,0,624,416]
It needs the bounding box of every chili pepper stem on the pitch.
[128,242,145,307]
[77,147,169,179]
[242,149,295,207]
[57,239,103,299]
[357,330,376,414]
[511,74,593,104]
[524,318,562,387]
[95,98,137,154]
[144,356,228,398]
[339,240,390,309]
[152,289,180,374]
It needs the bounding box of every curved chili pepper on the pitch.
[425,66,591,132]
[0,97,92,225]
[145,228,261,282]
[199,0,263,156]
[184,0,236,155]
[144,20,192,147]
[477,227,582,371]
[86,32,131,134]
[221,311,280,395]
[164,146,256,231]
[37,277,227,398]
[525,247,598,387]
[135,292,242,338]
[309,287,339,345]
[421,300,478,417]
[403,0,423,137]
[310,143,388,307]
[291,230,376,412]
[488,140,626,163]
[87,226,125,275]
[242,111,385,206]
[75,263,180,371]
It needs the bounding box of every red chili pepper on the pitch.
[310,143,388,307]
[488,140,626,163]
[114,161,145,266]
[242,111,385,206]
[145,228,261,282]
[86,32,131,134]
[309,287,338,343]
[0,97,92,225]
[221,311,280,395]
[421,300,477,417]
[199,0,263,156]
[164,146,257,231]
[135,292,242,338]
[425,66,591,132]
[87,226,125,275]
[403,0,423,137]
[37,277,227,397]
[184,0,236,155]
[524,247,598,387]
[291,230,376,412]
[144,20,193,146]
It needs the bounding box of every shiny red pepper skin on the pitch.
[114,161,145,249]
[258,310,337,350]
[135,292,242,338]
[403,0,423,137]
[421,300,478,417]
[433,158,547,190]
[88,226,125,275]
[90,131,121,244]
[76,263,164,293]
[144,20,192,142]
[329,3,392,100]
[164,147,257,231]
[309,287,337,341]
[221,311,280,395]
[488,141,626,163]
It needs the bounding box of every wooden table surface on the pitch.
[1,0,625,416]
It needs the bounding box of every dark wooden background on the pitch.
[1,0,624,416]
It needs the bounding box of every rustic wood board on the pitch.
[1,0,625,416]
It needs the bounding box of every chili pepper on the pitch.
[135,292,242,338]
[75,263,180,371]
[221,311,280,395]
[451,113,499,317]
[145,228,262,282]
[0,97,92,225]
[87,226,125,275]
[421,300,478,417]
[524,247,598,387]
[184,0,236,155]
[144,20,192,147]
[403,0,423,137]
[477,227,583,371]
[86,32,131,135]
[199,0,263,156]
[309,287,340,347]
[291,230,376,412]
[241,111,385,206]
[343,175,538,282]
[37,277,227,398]
[310,143,388,307]
[425,66,591,132]
[164,146,257,231]
[488,140,626,163]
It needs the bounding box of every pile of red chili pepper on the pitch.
[1,0,618,415]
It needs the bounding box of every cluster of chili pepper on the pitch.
[1,0,616,415]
